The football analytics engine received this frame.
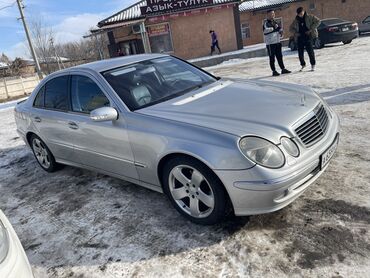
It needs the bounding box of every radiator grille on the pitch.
[295,105,329,146]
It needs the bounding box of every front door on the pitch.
[68,74,139,180]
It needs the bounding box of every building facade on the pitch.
[98,0,243,60]
[97,0,370,59]
[240,0,370,46]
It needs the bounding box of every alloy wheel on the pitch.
[169,165,215,218]
[32,138,51,169]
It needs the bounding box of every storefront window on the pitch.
[147,23,174,53]
[241,23,250,39]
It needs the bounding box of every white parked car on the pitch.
[0,210,34,278]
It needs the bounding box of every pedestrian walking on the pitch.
[289,7,320,71]
[210,30,221,55]
[263,10,291,76]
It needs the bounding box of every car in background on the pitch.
[14,54,340,224]
[289,18,359,50]
[359,16,370,35]
[0,210,34,278]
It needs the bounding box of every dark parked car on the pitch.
[289,18,359,50]
[359,16,370,35]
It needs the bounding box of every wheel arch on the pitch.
[26,131,37,146]
[157,152,234,213]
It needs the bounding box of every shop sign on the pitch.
[141,0,215,15]
[147,23,170,37]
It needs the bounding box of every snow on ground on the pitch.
[1,37,370,278]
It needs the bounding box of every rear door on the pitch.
[68,74,139,180]
[31,75,79,163]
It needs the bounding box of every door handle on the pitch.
[34,117,41,123]
[68,122,79,130]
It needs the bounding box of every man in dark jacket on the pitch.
[290,7,320,71]
[210,30,221,55]
[263,10,291,76]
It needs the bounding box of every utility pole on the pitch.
[16,0,43,79]
[50,37,63,70]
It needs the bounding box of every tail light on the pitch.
[352,23,358,30]
[327,27,339,32]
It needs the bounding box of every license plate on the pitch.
[342,27,349,32]
[321,135,339,169]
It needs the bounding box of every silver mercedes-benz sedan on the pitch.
[15,54,340,224]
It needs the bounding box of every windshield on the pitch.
[102,56,216,111]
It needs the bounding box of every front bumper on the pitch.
[0,211,34,278]
[215,109,340,216]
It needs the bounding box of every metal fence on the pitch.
[0,74,40,101]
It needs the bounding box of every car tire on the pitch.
[343,40,352,44]
[162,156,228,225]
[30,134,61,172]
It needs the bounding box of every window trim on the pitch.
[69,74,112,116]
[33,74,71,112]
[33,85,45,108]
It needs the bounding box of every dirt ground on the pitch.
[1,37,370,278]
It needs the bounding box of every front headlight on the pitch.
[0,219,9,263]
[239,136,285,169]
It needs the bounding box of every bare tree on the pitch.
[29,19,54,73]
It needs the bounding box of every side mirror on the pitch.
[90,107,118,122]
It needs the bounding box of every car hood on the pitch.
[138,80,321,141]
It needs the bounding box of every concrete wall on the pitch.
[240,0,370,46]
[0,75,40,101]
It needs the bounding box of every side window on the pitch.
[364,16,370,23]
[44,76,69,111]
[71,75,110,113]
[33,86,45,108]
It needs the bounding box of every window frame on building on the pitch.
[146,22,174,54]
[241,22,251,40]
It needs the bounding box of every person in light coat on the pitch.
[263,10,291,76]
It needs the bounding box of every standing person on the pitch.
[263,10,291,76]
[210,30,221,55]
[290,7,320,71]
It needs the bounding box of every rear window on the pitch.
[44,76,69,111]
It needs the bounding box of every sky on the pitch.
[0,0,136,59]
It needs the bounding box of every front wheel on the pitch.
[30,135,61,172]
[162,157,228,225]
[343,40,352,44]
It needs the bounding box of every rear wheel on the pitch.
[162,157,228,225]
[343,40,353,44]
[30,135,61,172]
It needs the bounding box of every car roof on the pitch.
[59,53,169,74]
